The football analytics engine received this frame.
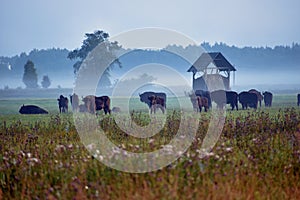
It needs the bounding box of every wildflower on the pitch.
[148,139,155,144]
[27,158,40,166]
[55,145,66,152]
[198,161,205,173]
[86,143,96,151]
[225,147,232,152]
[201,151,215,159]
[20,150,25,157]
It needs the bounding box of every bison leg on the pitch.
[150,105,155,114]
[242,104,245,110]
[161,106,165,114]
[104,107,111,115]
[230,103,234,111]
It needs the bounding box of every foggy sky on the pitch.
[1,0,300,56]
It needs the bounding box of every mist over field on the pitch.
[0,43,299,95]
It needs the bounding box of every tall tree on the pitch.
[68,30,122,87]
[22,60,38,88]
[41,75,51,88]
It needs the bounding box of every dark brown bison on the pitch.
[249,89,263,107]
[95,96,111,114]
[57,95,68,113]
[188,92,209,112]
[298,94,300,106]
[210,90,238,110]
[70,93,79,112]
[238,91,258,109]
[195,90,212,108]
[19,105,48,114]
[148,95,165,114]
[82,95,111,114]
[197,96,209,112]
[139,91,167,113]
[263,91,273,107]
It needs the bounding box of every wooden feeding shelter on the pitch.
[187,52,236,91]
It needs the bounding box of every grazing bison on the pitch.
[195,90,212,108]
[188,92,209,112]
[70,93,79,112]
[57,95,69,113]
[263,91,273,107]
[238,91,258,109]
[148,95,166,114]
[112,107,121,113]
[249,89,263,107]
[298,94,300,106]
[79,104,87,112]
[82,95,111,114]
[19,105,48,114]
[139,91,167,113]
[210,90,238,110]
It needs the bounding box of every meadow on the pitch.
[0,94,300,199]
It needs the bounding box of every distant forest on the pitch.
[0,43,300,88]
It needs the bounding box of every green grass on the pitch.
[0,95,300,199]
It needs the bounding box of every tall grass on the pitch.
[0,107,300,199]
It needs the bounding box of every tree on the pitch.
[68,30,122,87]
[22,60,38,88]
[41,75,51,88]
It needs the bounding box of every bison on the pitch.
[188,92,209,112]
[139,91,167,113]
[57,95,69,113]
[249,89,263,107]
[79,104,87,112]
[19,105,48,114]
[197,96,209,112]
[263,91,273,107]
[70,93,79,112]
[112,107,121,113]
[238,91,258,109]
[82,95,111,114]
[148,95,166,114]
[210,90,238,110]
[298,94,300,106]
[195,90,212,108]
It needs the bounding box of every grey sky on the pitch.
[1,0,300,56]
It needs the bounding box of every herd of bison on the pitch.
[18,90,300,115]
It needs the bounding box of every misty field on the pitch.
[0,95,300,199]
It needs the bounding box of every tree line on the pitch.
[1,30,299,89]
